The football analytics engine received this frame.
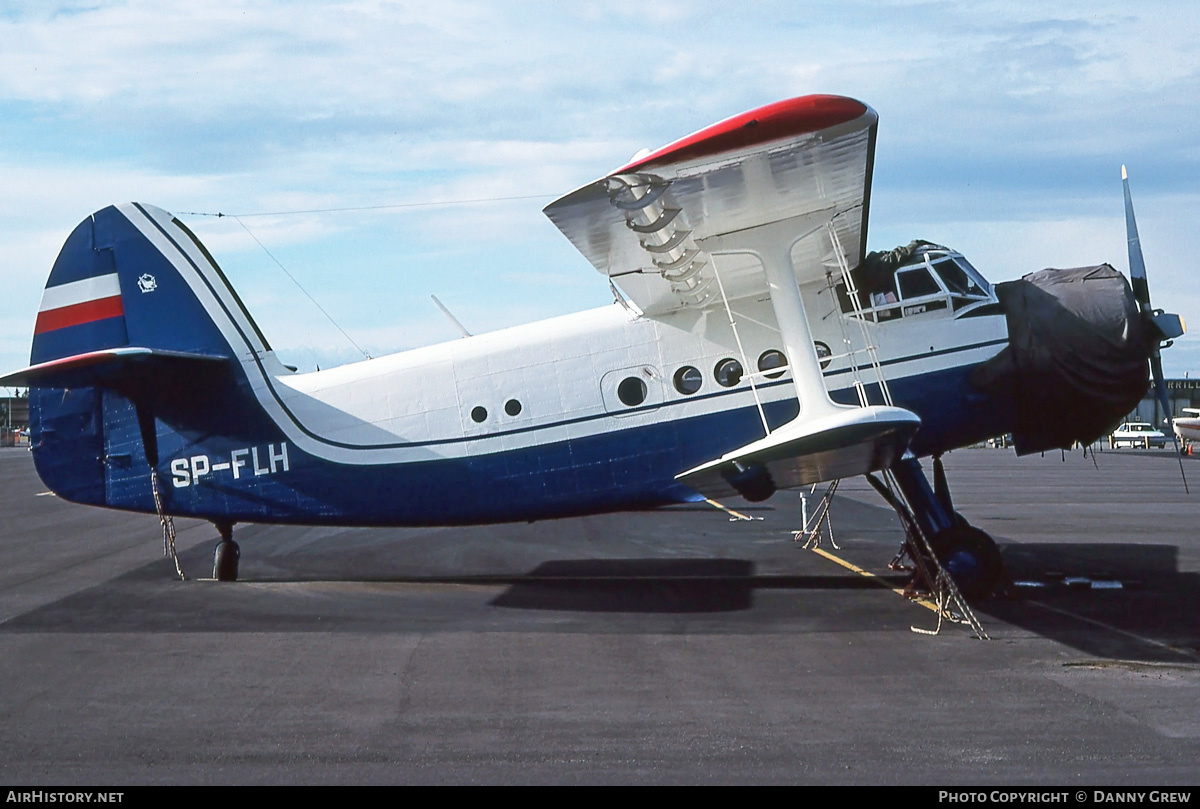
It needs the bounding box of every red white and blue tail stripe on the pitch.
[3,204,248,389]
[35,272,125,337]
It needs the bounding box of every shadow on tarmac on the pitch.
[980,541,1199,664]
[7,531,1197,668]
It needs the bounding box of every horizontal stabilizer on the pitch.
[0,347,230,389]
[676,406,920,501]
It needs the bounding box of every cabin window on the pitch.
[814,342,832,369]
[715,358,743,387]
[470,406,487,423]
[757,350,788,379]
[617,376,647,407]
[504,399,522,416]
[673,366,702,395]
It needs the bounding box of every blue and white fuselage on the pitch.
[25,203,1012,527]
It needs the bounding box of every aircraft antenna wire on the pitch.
[178,193,555,219]
[231,216,372,360]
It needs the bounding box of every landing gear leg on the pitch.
[884,455,1004,602]
[212,522,240,582]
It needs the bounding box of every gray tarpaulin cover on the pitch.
[855,240,940,295]
[970,265,1148,455]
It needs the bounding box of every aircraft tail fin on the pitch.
[25,202,270,370]
[8,204,279,508]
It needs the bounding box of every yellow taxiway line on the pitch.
[808,545,941,614]
[702,497,760,521]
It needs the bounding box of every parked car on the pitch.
[1109,422,1167,448]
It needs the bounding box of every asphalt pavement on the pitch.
[1,445,1197,784]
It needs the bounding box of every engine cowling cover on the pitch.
[970,265,1147,455]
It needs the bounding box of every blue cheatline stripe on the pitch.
[89,360,1008,526]
[822,338,1007,377]
[102,391,799,524]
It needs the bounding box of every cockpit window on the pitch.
[933,258,987,298]
[897,267,940,299]
[835,243,995,323]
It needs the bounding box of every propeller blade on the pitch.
[1150,353,1189,493]
[1123,165,1151,309]
[1124,165,1189,493]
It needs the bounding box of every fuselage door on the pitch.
[600,365,664,416]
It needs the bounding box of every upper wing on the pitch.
[544,95,877,315]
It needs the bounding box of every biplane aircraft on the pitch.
[1,95,1184,598]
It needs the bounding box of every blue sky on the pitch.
[2,0,1198,380]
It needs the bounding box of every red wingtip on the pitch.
[617,95,871,173]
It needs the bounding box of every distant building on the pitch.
[1,394,29,446]
[1126,377,1200,426]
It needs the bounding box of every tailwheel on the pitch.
[212,522,240,582]
[929,524,1003,601]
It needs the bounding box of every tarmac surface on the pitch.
[1,444,1198,784]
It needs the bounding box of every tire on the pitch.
[213,540,240,582]
[929,524,1003,601]
[721,463,776,502]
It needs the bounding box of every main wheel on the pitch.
[213,540,240,582]
[929,524,1003,601]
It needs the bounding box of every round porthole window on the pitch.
[504,399,522,416]
[714,358,743,388]
[617,376,647,407]
[757,349,788,379]
[814,341,832,370]
[673,365,702,395]
[470,406,487,423]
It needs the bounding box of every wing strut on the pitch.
[676,211,921,498]
[697,211,854,420]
